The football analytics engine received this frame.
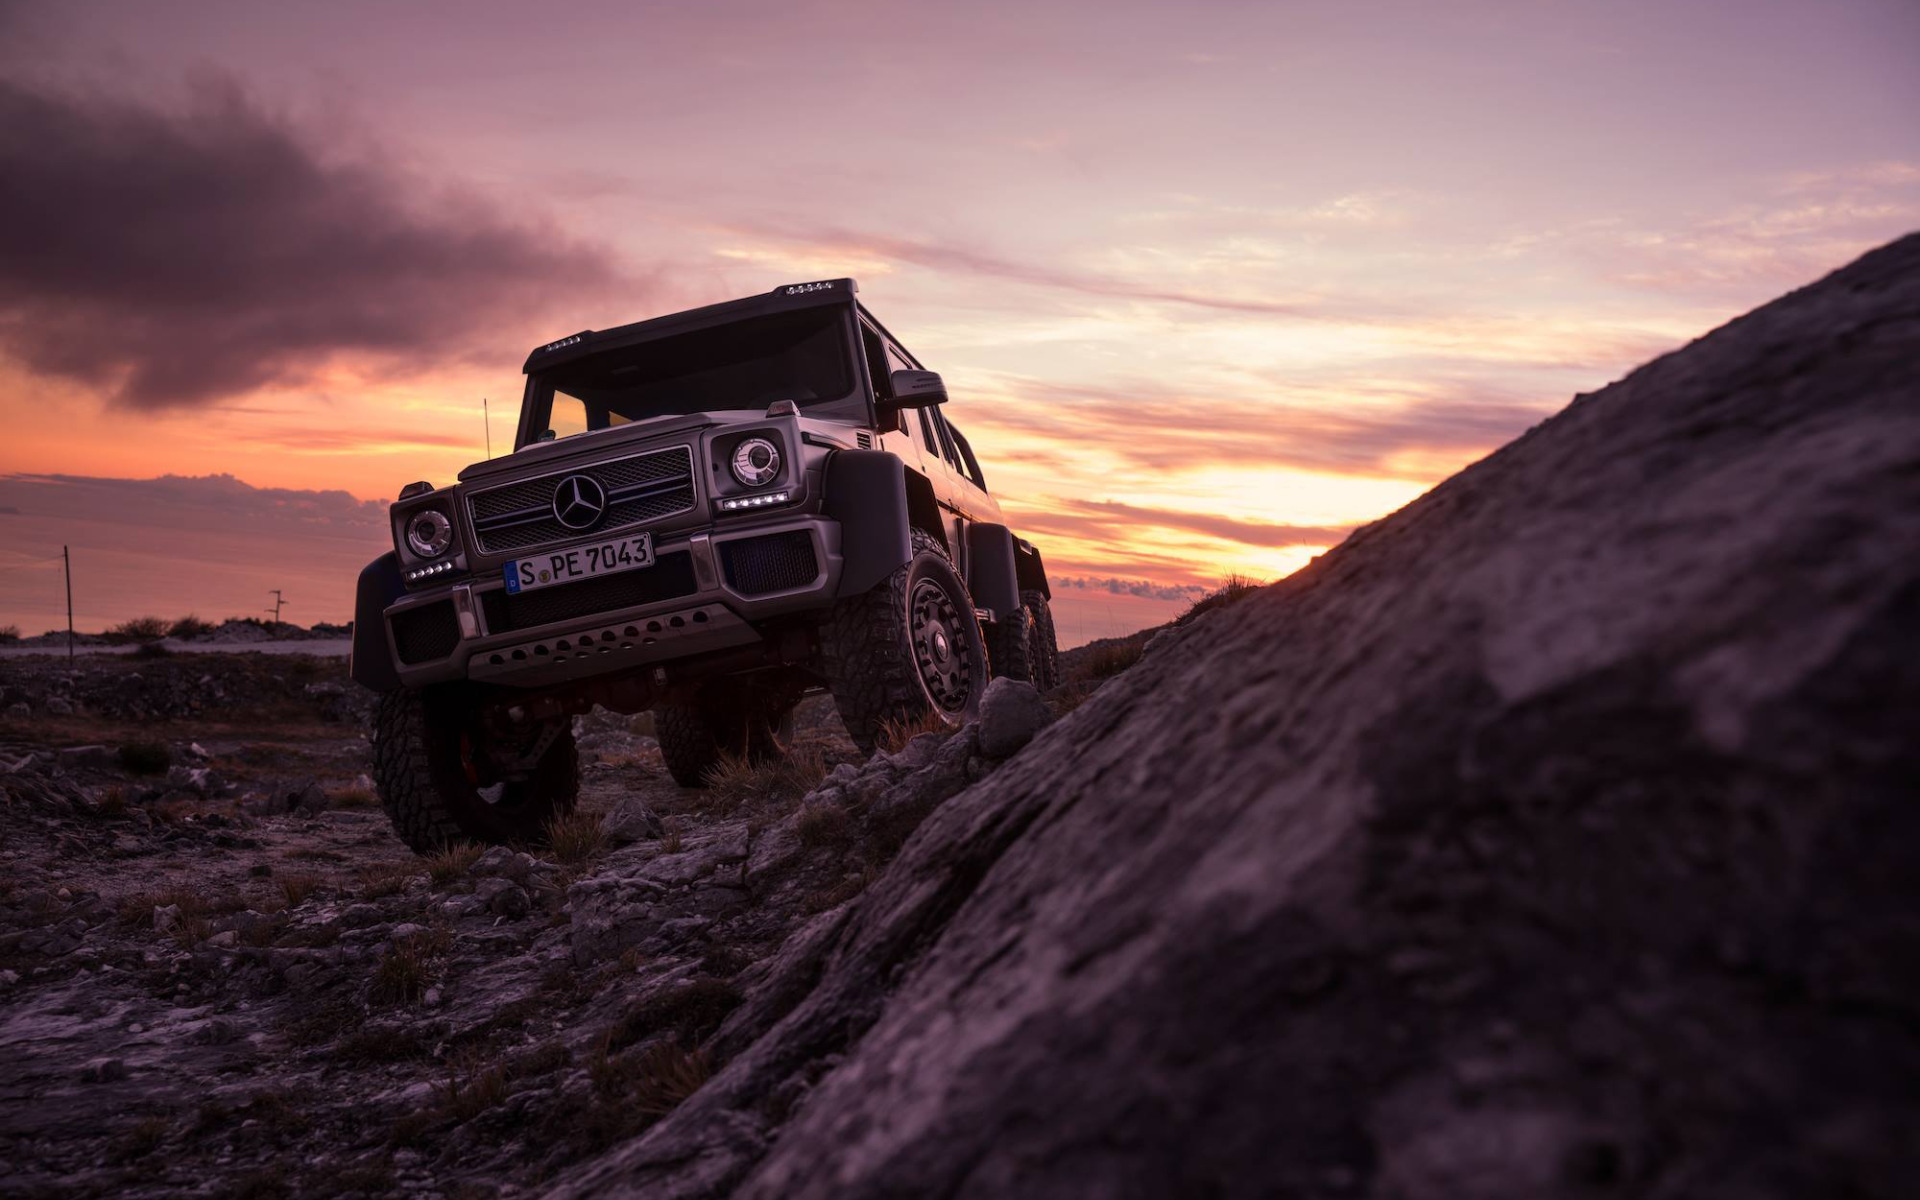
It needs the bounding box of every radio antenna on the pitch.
[483,397,493,459]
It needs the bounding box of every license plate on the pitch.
[504,534,654,594]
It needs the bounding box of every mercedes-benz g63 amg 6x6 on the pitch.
[351,279,1057,851]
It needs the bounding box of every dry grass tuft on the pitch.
[357,860,419,900]
[1083,640,1145,680]
[426,842,485,887]
[796,801,854,849]
[585,1035,712,1119]
[1177,572,1263,625]
[276,872,323,909]
[435,1050,510,1123]
[630,1041,712,1118]
[370,926,451,1006]
[115,883,212,946]
[878,708,955,753]
[701,745,829,808]
[328,785,378,810]
[543,809,608,866]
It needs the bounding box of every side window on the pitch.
[949,423,987,490]
[916,408,942,459]
[861,326,891,399]
[933,408,964,473]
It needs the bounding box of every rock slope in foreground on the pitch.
[554,235,1920,1199]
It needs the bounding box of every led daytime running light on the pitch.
[718,490,792,511]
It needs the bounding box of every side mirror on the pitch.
[887,369,948,409]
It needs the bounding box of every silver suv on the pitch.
[351,279,1057,852]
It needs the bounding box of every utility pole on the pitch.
[267,589,286,630]
[63,545,73,664]
[483,397,492,459]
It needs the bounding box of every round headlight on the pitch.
[730,437,782,487]
[406,509,453,558]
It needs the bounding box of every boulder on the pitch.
[975,678,1054,759]
[546,236,1920,1198]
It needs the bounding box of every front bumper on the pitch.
[380,515,843,689]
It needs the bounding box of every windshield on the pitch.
[526,306,860,442]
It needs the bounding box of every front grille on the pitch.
[479,551,698,633]
[466,447,697,555]
[391,602,460,664]
[720,531,819,596]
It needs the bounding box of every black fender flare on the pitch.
[902,468,946,552]
[1014,537,1050,599]
[824,449,913,598]
[350,553,405,693]
[963,523,1021,617]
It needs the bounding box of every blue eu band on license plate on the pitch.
[503,533,654,595]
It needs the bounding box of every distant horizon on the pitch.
[0,468,1212,646]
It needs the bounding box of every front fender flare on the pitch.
[350,553,405,693]
[824,450,912,598]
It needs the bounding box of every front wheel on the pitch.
[372,686,578,853]
[821,531,989,754]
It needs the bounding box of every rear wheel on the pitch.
[655,685,792,788]
[985,605,1033,683]
[821,530,988,754]
[1023,589,1060,692]
[373,686,578,853]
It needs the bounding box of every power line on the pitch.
[64,545,74,663]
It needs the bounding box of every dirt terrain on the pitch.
[0,649,1077,1199]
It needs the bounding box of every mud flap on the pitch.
[964,523,1021,617]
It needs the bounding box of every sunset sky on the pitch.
[2,0,1916,641]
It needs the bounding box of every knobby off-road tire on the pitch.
[373,687,578,854]
[655,691,791,789]
[822,529,989,754]
[986,605,1034,684]
[1023,588,1061,692]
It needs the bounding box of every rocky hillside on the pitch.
[548,236,1920,1198]
[2,232,1914,1200]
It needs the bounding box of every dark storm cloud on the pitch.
[0,472,390,534]
[0,78,630,409]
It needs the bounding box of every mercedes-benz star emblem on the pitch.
[551,474,607,531]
